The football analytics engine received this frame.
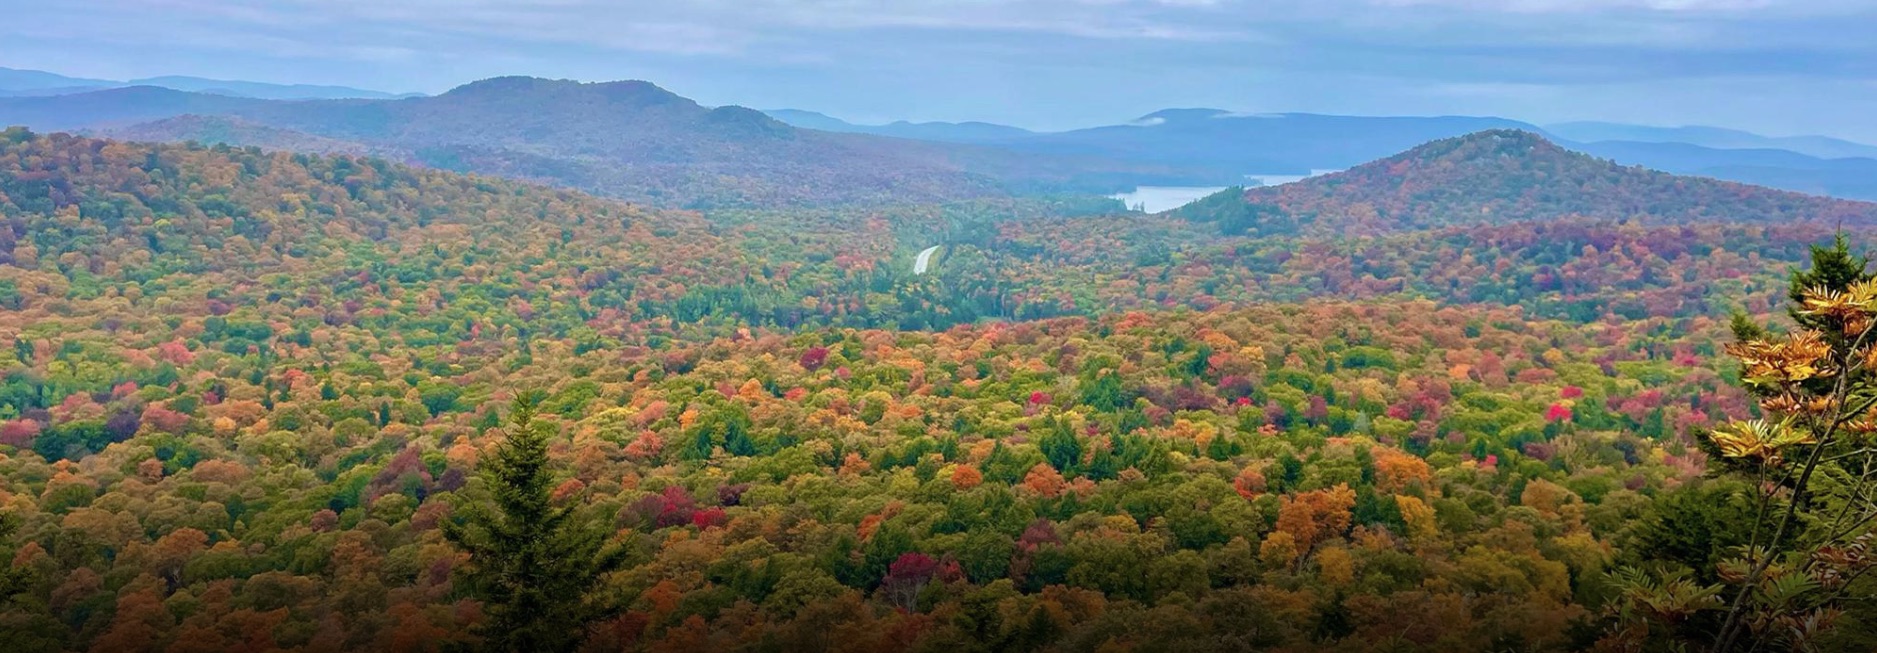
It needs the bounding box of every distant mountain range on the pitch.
[767,108,1877,202]
[1544,121,1877,160]
[1174,130,1877,236]
[5,65,1875,207]
[0,66,415,100]
[0,77,1226,208]
[761,109,1036,143]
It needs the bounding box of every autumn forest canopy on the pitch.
[0,89,1875,653]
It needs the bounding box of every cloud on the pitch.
[1370,0,1780,11]
[27,0,1877,61]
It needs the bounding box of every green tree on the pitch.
[1617,237,1877,653]
[444,395,628,653]
[1038,418,1082,474]
[0,512,27,601]
[1787,234,1874,335]
[1080,370,1127,412]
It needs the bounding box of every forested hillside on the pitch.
[1177,131,1877,237]
[0,130,1873,652]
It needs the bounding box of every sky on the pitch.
[4,0,1877,140]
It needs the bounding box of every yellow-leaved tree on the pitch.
[1607,236,1877,652]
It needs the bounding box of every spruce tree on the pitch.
[0,512,26,601]
[444,394,627,653]
[1787,233,1874,337]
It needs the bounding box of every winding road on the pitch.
[913,245,942,275]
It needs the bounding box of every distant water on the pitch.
[1113,171,1341,213]
[1243,169,1342,187]
[1110,186,1229,213]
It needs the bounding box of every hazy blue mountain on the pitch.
[0,86,274,130]
[762,109,861,132]
[1003,110,1544,174]
[13,74,1875,204]
[771,107,1877,201]
[1176,130,1877,235]
[0,87,114,97]
[0,66,412,100]
[1548,121,1877,160]
[871,120,1034,143]
[781,108,1545,172]
[764,109,1035,143]
[125,75,417,100]
[1573,140,1852,172]
[0,67,115,91]
[1571,140,1877,201]
[0,78,1225,207]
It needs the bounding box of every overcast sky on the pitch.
[5,0,1876,139]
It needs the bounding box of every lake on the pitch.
[1112,171,1341,213]
[1109,186,1228,213]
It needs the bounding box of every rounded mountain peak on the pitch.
[442,77,690,108]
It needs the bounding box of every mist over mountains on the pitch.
[0,66,412,100]
[764,106,1877,202]
[3,64,1874,206]
[0,75,1229,208]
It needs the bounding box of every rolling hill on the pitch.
[3,124,1876,653]
[0,77,1230,208]
[0,127,742,301]
[1176,129,1877,236]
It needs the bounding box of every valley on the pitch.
[0,61,1874,653]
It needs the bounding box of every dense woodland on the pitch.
[0,129,1874,652]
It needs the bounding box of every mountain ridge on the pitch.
[2,78,1230,208]
[1547,120,1877,160]
[767,107,1877,201]
[1176,129,1877,236]
[761,109,1037,143]
[0,66,411,100]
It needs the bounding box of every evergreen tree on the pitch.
[0,512,26,601]
[1079,371,1127,412]
[444,395,627,653]
[1787,234,1873,335]
[682,429,715,461]
[1038,418,1082,474]
[724,418,758,457]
